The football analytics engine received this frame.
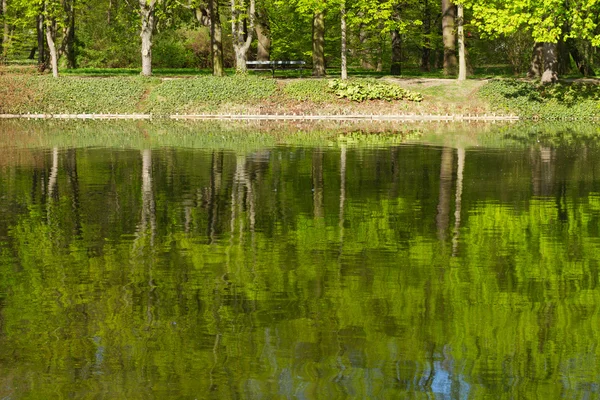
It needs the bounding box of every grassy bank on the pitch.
[1,73,599,119]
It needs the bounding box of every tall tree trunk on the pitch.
[567,38,594,76]
[255,8,270,61]
[37,13,46,69]
[231,0,255,73]
[1,0,7,58]
[421,0,431,72]
[340,1,347,80]
[390,30,401,75]
[312,12,325,76]
[452,148,465,257]
[557,40,570,75]
[45,16,59,77]
[541,42,558,83]
[457,4,466,81]
[139,0,156,77]
[209,0,224,76]
[66,0,76,69]
[441,0,457,76]
[528,42,543,78]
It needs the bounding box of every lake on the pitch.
[0,121,599,398]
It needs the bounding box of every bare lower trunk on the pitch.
[541,42,558,84]
[66,0,76,69]
[139,0,156,77]
[2,0,7,58]
[255,19,270,61]
[37,14,46,69]
[421,0,431,72]
[390,30,401,75]
[340,1,347,80]
[528,42,543,78]
[457,4,466,81]
[437,147,454,242]
[231,0,255,73]
[442,0,457,76]
[312,12,325,77]
[209,0,224,76]
[45,21,59,78]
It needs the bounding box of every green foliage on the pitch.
[145,75,278,114]
[479,79,600,119]
[282,79,337,102]
[0,75,154,114]
[328,79,423,102]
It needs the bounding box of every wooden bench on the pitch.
[246,61,306,77]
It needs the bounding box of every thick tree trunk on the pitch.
[528,42,543,78]
[457,4,466,81]
[255,8,270,62]
[567,38,594,76]
[390,30,401,75]
[358,26,373,69]
[441,0,457,76]
[541,42,558,84]
[45,19,59,78]
[557,40,570,75]
[340,1,347,80]
[231,0,255,73]
[209,0,224,76]
[421,0,431,72]
[312,12,325,77]
[139,0,156,77]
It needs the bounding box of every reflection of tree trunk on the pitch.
[313,149,324,219]
[48,147,59,199]
[436,147,454,242]
[139,149,156,244]
[339,146,346,249]
[207,151,223,244]
[452,148,465,256]
[66,149,82,236]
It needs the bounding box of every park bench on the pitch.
[246,60,306,77]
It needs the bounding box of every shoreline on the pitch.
[0,113,520,122]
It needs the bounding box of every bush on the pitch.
[479,79,600,119]
[328,79,423,102]
[282,79,337,102]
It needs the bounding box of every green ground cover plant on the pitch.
[479,79,600,120]
[328,79,424,102]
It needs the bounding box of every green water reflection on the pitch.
[1,123,600,398]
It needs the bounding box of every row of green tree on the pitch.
[1,1,600,81]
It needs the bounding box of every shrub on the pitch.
[328,79,423,102]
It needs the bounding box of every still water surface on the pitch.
[1,124,600,398]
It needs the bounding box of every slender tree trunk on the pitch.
[2,0,7,58]
[390,30,402,75]
[452,148,465,257]
[107,0,112,24]
[312,11,325,76]
[436,147,453,242]
[231,0,255,73]
[45,17,59,77]
[139,0,156,77]
[340,1,347,80]
[37,13,46,69]
[457,4,466,81]
[421,0,431,72]
[528,42,544,78]
[66,0,76,69]
[441,0,457,76]
[209,0,224,76]
[541,42,558,83]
